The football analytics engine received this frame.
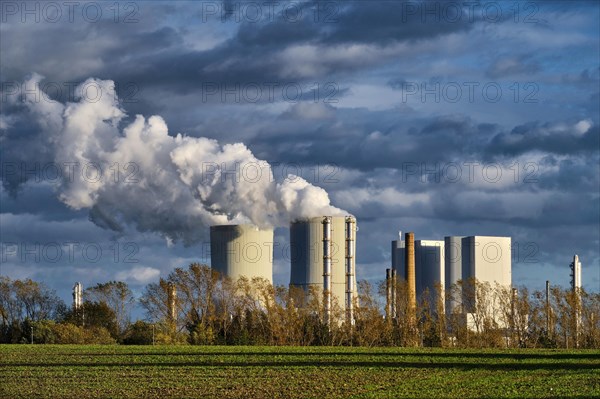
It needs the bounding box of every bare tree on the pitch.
[85,281,134,335]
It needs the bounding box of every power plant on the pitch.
[205,218,581,334]
[210,224,274,284]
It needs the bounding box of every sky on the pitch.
[1,0,599,311]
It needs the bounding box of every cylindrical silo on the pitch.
[290,216,355,313]
[210,224,274,283]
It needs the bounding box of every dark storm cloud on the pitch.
[0,0,598,295]
[486,122,599,158]
[324,2,475,45]
[0,104,56,194]
[2,0,481,97]
[249,112,497,170]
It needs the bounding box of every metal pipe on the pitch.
[322,216,332,326]
[572,255,582,348]
[385,268,391,320]
[405,232,416,318]
[167,282,177,325]
[72,282,83,310]
[391,269,397,320]
[545,280,550,333]
[345,216,355,325]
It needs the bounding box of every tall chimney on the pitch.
[385,268,392,320]
[322,216,332,327]
[72,282,83,310]
[571,255,582,348]
[405,232,416,317]
[391,268,397,320]
[545,280,550,333]
[345,216,356,326]
[167,282,177,323]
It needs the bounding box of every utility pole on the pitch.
[30,326,33,344]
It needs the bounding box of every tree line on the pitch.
[1,264,598,348]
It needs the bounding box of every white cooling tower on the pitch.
[210,224,274,283]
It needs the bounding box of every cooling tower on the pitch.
[210,224,274,283]
[290,216,357,313]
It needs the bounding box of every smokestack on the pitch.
[72,282,83,310]
[570,254,582,291]
[570,255,582,348]
[545,280,551,333]
[385,268,392,320]
[167,282,177,323]
[391,269,397,319]
[405,232,416,317]
[345,216,356,325]
[322,216,332,327]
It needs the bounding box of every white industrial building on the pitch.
[210,224,274,283]
[460,236,512,329]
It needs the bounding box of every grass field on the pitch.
[0,345,598,399]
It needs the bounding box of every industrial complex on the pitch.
[71,216,583,329]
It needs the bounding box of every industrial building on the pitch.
[390,235,445,313]
[290,216,357,322]
[389,233,512,324]
[461,236,512,289]
[210,224,274,283]
[415,240,445,310]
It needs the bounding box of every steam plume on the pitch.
[12,75,345,244]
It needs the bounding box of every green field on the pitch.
[0,345,598,399]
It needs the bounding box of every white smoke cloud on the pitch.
[16,75,346,244]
